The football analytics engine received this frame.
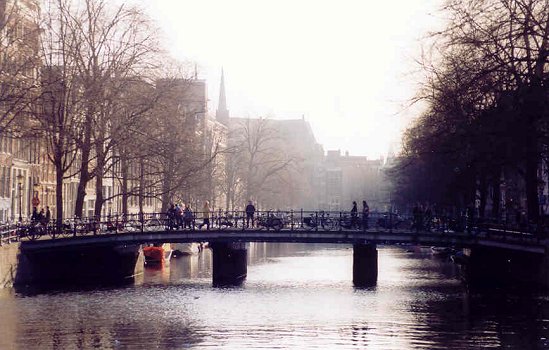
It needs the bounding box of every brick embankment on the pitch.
[0,243,20,288]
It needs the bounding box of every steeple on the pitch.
[216,68,229,125]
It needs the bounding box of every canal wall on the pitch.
[465,246,549,289]
[0,243,19,288]
[1,243,142,287]
[0,243,33,288]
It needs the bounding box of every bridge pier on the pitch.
[210,242,248,287]
[353,243,377,287]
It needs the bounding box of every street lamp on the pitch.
[45,187,50,207]
[16,174,24,222]
[33,182,40,209]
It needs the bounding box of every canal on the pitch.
[1,244,548,349]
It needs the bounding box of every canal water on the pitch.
[1,244,549,349]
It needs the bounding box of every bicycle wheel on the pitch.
[28,226,42,240]
[47,225,57,239]
[77,222,90,235]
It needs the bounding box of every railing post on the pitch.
[290,210,294,231]
[267,210,271,231]
[339,211,343,231]
[389,208,393,234]
[300,209,304,228]
[315,211,319,232]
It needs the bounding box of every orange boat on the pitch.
[143,244,172,265]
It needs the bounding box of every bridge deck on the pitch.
[19,227,547,254]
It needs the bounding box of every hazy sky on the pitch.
[132,0,443,159]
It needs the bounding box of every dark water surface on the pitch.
[1,244,549,349]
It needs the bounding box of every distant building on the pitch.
[226,116,323,210]
[215,69,229,125]
[0,0,42,221]
[316,150,389,211]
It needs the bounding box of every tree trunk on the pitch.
[121,154,128,216]
[225,186,231,212]
[74,115,92,218]
[74,168,89,218]
[491,176,501,220]
[138,157,144,217]
[161,159,174,213]
[55,161,63,223]
[479,175,487,219]
[525,154,539,224]
[94,170,104,218]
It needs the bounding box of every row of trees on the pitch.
[1,0,216,221]
[390,0,549,222]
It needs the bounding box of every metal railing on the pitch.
[9,210,547,245]
[0,223,20,246]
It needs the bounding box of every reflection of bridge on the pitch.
[3,211,549,288]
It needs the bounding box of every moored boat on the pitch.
[430,246,454,258]
[172,242,202,256]
[143,243,172,265]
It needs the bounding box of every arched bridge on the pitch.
[4,210,545,254]
[2,210,548,288]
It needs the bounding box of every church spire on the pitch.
[216,68,229,125]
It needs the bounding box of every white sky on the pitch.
[130,0,443,159]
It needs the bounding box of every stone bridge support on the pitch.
[353,243,378,287]
[210,242,248,287]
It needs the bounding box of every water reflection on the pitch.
[137,251,212,287]
[1,243,549,349]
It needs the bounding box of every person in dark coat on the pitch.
[351,201,358,229]
[245,200,256,228]
[184,204,194,229]
[45,206,51,224]
[362,200,370,230]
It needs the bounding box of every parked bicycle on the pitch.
[257,212,285,231]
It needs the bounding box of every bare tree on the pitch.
[46,0,164,217]
[227,118,294,209]
[0,0,41,134]
[393,0,549,223]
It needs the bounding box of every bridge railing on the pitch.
[12,210,547,243]
[0,223,19,246]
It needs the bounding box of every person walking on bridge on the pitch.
[184,204,194,229]
[166,203,176,230]
[351,201,358,229]
[175,203,183,228]
[45,206,51,225]
[362,200,370,230]
[246,200,256,228]
[199,201,211,230]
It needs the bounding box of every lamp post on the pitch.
[33,182,40,209]
[16,174,23,222]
